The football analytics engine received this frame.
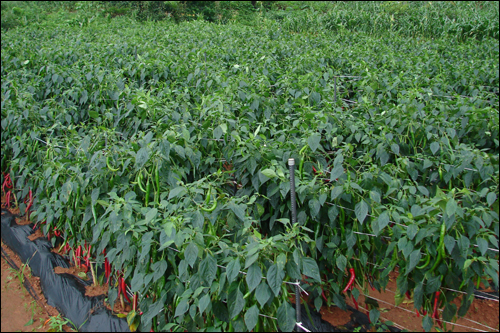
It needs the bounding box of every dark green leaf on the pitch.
[255,281,272,307]
[301,257,321,282]
[369,308,380,325]
[477,238,488,256]
[228,287,245,319]
[308,133,321,152]
[246,263,262,292]
[355,200,369,224]
[267,264,285,296]
[487,192,497,206]
[131,272,144,293]
[199,255,217,286]
[373,211,390,236]
[444,235,455,255]
[135,147,149,169]
[430,142,440,155]
[226,258,241,285]
[330,186,343,200]
[442,303,457,322]
[391,143,400,155]
[406,250,421,276]
[199,294,211,314]
[175,298,189,317]
[446,199,457,217]
[407,224,418,240]
[425,275,441,294]
[168,186,186,200]
[213,300,229,323]
[277,301,295,332]
[244,305,259,332]
[185,242,198,268]
[336,255,347,272]
[152,260,167,282]
[422,315,433,332]
[330,165,344,182]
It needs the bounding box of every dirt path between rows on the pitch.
[1,242,73,332]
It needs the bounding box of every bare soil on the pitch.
[1,242,73,332]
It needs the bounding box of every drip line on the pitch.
[355,292,490,332]
[382,286,498,331]
[354,303,410,331]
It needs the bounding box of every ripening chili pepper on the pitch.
[342,268,356,293]
[367,275,375,291]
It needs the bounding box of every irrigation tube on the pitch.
[288,158,302,332]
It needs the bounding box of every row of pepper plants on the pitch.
[1,16,499,332]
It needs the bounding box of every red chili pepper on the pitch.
[76,245,82,268]
[366,311,371,323]
[2,173,13,193]
[352,295,359,310]
[133,293,138,311]
[405,291,411,299]
[312,166,317,174]
[342,268,356,293]
[416,309,420,317]
[6,191,11,208]
[432,291,441,320]
[85,245,91,273]
[105,258,111,283]
[117,276,122,297]
[321,290,328,302]
[121,277,131,303]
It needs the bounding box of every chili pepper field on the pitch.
[1,4,499,332]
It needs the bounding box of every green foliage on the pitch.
[1,5,499,332]
[273,1,499,41]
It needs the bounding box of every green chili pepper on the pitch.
[156,275,166,296]
[145,176,151,207]
[106,155,120,172]
[137,171,146,193]
[429,250,442,274]
[417,252,431,270]
[155,164,160,206]
[200,193,217,213]
[339,207,345,235]
[205,186,212,205]
[299,157,305,180]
